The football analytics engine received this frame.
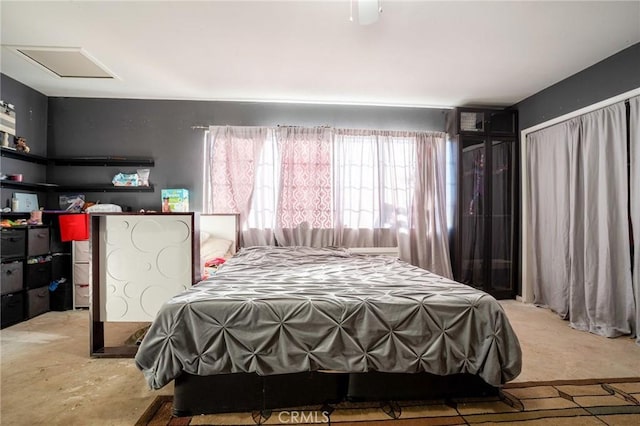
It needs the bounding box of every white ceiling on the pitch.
[1,1,639,108]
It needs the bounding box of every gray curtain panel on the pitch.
[526,119,579,318]
[571,103,633,337]
[527,102,634,338]
[630,96,640,344]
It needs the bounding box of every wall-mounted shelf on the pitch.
[1,150,155,195]
[52,184,155,193]
[0,212,30,218]
[0,181,52,191]
[51,157,155,167]
[1,149,154,168]
[1,181,155,193]
[0,147,48,165]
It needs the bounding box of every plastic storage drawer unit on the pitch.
[73,240,90,262]
[75,284,90,308]
[1,292,25,328]
[1,261,24,295]
[27,227,50,257]
[27,286,50,318]
[73,248,90,308]
[1,228,26,260]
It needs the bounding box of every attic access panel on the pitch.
[10,47,115,79]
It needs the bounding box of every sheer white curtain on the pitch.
[332,129,412,250]
[526,102,634,338]
[332,129,451,277]
[411,132,451,276]
[630,96,640,344]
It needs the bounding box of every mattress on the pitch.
[135,246,521,390]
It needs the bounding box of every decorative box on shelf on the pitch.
[0,100,16,137]
[161,189,189,212]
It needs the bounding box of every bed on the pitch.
[135,246,522,415]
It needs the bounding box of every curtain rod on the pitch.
[277,124,330,128]
[521,88,640,136]
[193,124,331,129]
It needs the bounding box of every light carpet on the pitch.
[136,377,640,425]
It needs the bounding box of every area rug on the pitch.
[136,377,640,425]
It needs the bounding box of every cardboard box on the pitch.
[161,189,189,212]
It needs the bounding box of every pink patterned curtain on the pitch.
[205,126,268,217]
[275,127,334,246]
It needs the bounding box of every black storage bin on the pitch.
[49,280,73,311]
[25,260,52,289]
[1,228,26,260]
[51,253,71,281]
[1,261,24,295]
[1,292,25,328]
[47,218,71,254]
[27,227,50,257]
[27,286,50,318]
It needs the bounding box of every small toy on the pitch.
[1,218,26,227]
[15,136,30,153]
[27,209,43,225]
[205,257,226,268]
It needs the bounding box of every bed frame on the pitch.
[172,371,498,416]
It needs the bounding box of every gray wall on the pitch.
[47,98,446,211]
[516,42,640,130]
[0,74,48,210]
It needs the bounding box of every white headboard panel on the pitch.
[200,214,240,254]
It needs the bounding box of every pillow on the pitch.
[201,237,233,263]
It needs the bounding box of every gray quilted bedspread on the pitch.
[135,246,521,389]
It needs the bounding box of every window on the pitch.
[204,126,452,277]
